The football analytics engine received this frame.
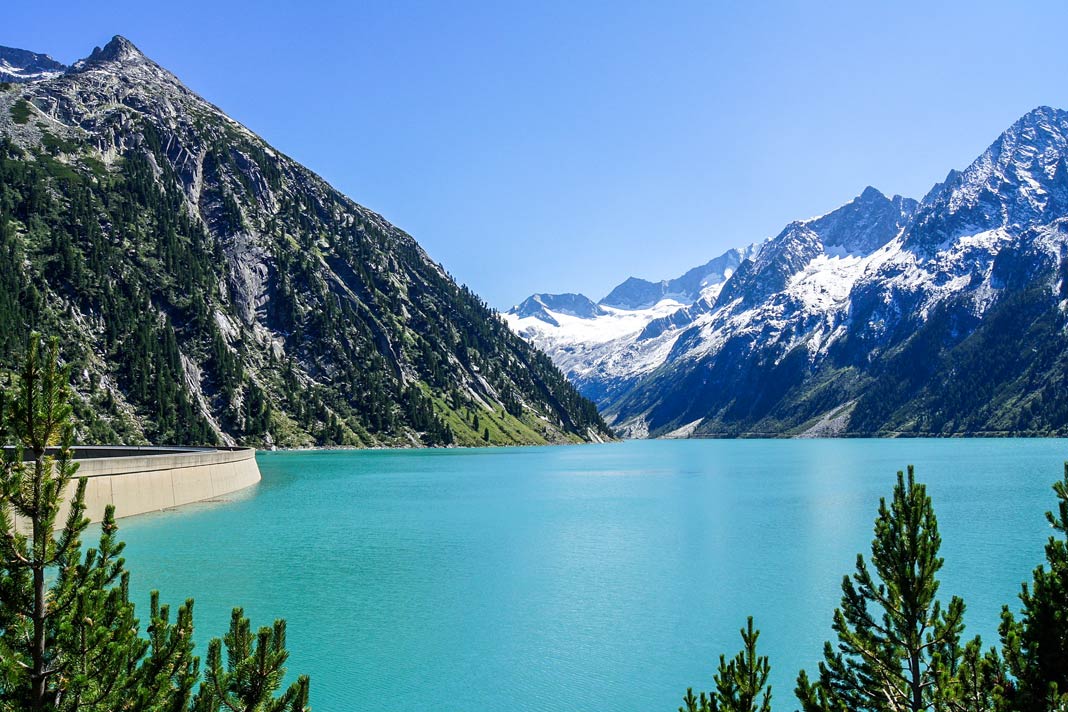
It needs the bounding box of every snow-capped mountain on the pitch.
[512,293,607,323]
[600,245,760,309]
[0,45,68,83]
[508,106,1068,438]
[503,244,760,405]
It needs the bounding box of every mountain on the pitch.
[600,245,759,309]
[512,293,606,324]
[0,36,611,448]
[0,46,67,83]
[503,244,759,406]
[508,106,1068,438]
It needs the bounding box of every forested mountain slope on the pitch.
[0,36,610,447]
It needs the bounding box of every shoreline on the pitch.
[259,430,1068,454]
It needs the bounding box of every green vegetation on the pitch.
[794,467,972,711]
[681,618,771,712]
[9,100,32,125]
[0,334,309,710]
[612,262,1068,440]
[679,463,1068,712]
[0,104,609,447]
[1000,466,1068,711]
[39,131,78,156]
[848,283,1068,436]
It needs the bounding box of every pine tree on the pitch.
[192,609,309,712]
[933,637,1003,712]
[795,466,971,712]
[999,463,1068,711]
[680,617,772,712]
[0,334,309,711]
[0,334,196,709]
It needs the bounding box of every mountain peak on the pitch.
[858,185,886,201]
[599,277,663,310]
[84,35,147,65]
[66,34,191,99]
[599,246,758,310]
[997,105,1067,148]
[1016,104,1061,125]
[511,293,604,323]
[906,105,1068,249]
[807,186,915,255]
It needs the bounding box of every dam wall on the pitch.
[10,446,261,529]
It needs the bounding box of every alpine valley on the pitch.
[505,106,1068,438]
[0,36,611,447]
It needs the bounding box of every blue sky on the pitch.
[6,1,1068,307]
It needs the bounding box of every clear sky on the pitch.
[5,1,1068,307]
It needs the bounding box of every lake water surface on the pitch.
[114,439,1068,711]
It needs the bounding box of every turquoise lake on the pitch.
[111,439,1068,711]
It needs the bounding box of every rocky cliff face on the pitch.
[0,36,611,447]
[508,107,1068,438]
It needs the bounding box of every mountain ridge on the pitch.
[0,45,67,83]
[506,106,1068,438]
[0,35,612,447]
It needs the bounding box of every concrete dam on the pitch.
[12,446,262,526]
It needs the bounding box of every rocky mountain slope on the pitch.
[508,106,1068,437]
[0,36,611,447]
